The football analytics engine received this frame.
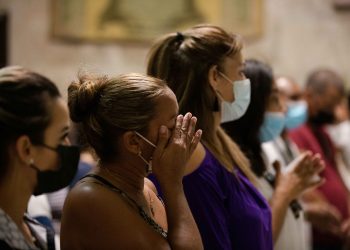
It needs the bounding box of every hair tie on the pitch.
[176,32,184,42]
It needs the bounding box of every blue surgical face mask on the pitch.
[259,112,286,143]
[135,131,156,174]
[285,101,308,129]
[218,72,251,123]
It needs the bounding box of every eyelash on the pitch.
[60,133,69,142]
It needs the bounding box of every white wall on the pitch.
[1,0,350,98]
[246,0,350,87]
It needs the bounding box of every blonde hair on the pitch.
[147,24,257,184]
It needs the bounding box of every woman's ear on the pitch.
[15,135,33,165]
[208,65,220,91]
[122,131,141,155]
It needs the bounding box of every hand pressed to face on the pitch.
[137,88,179,165]
[151,112,202,186]
[136,88,201,182]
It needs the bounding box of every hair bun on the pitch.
[68,74,106,123]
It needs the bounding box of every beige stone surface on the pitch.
[1,0,350,99]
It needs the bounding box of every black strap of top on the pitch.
[82,174,168,239]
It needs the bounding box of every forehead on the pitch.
[150,88,178,125]
[276,78,303,101]
[225,51,244,65]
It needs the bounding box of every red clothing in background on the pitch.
[289,123,349,248]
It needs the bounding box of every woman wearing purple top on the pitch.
[147,24,273,249]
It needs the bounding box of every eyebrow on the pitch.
[61,125,69,132]
[59,126,70,138]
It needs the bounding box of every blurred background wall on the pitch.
[0,0,349,98]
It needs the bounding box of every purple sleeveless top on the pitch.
[149,147,273,250]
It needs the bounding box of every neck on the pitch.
[0,166,35,227]
[97,160,145,196]
[80,151,96,166]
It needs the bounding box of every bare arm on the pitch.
[152,113,203,250]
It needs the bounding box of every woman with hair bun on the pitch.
[60,73,203,249]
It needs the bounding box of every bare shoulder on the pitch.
[145,178,158,194]
[184,142,206,175]
[60,179,169,249]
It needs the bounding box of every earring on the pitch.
[29,158,34,165]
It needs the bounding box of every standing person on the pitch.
[222,60,323,250]
[289,68,350,250]
[0,66,80,249]
[147,24,273,249]
[60,73,203,249]
[262,75,312,249]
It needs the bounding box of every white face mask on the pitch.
[218,72,251,123]
[135,131,156,174]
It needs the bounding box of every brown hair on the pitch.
[68,73,168,163]
[147,24,256,183]
[0,66,60,179]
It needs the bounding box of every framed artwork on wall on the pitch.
[51,0,263,43]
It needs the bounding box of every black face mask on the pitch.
[309,110,335,125]
[32,145,80,195]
